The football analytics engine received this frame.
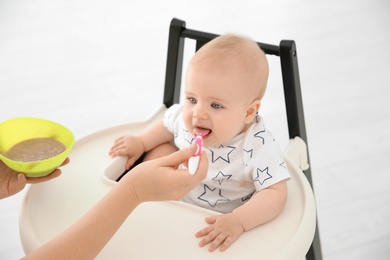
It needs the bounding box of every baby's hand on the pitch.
[195,213,244,252]
[109,135,145,169]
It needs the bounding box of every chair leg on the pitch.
[306,222,323,260]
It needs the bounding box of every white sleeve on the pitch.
[244,115,290,191]
[251,142,290,191]
[162,104,183,134]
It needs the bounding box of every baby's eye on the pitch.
[187,97,197,104]
[211,103,223,109]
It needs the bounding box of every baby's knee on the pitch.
[144,143,178,161]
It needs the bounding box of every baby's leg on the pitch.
[143,142,178,162]
[116,143,178,182]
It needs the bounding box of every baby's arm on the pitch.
[109,120,174,169]
[139,119,174,152]
[196,180,288,252]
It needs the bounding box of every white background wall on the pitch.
[1,0,389,259]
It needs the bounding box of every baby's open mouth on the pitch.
[194,127,211,138]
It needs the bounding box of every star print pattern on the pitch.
[212,171,232,185]
[198,184,230,208]
[253,167,273,185]
[279,161,287,169]
[254,129,266,145]
[163,104,290,213]
[243,148,253,166]
[243,148,253,158]
[242,192,254,202]
[208,145,236,163]
[182,129,193,145]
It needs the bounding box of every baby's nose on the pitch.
[193,106,207,119]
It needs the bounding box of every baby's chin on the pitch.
[201,136,220,148]
[204,133,243,147]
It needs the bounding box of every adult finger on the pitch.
[195,150,208,178]
[60,157,70,166]
[156,143,198,167]
[26,170,62,184]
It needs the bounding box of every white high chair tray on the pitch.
[19,105,316,260]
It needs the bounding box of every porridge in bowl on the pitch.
[5,138,66,162]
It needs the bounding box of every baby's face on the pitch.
[183,62,257,147]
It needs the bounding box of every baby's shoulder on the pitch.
[246,115,276,145]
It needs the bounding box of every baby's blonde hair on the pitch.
[190,34,269,100]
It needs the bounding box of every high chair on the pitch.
[19,18,322,259]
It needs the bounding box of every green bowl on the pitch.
[0,117,74,177]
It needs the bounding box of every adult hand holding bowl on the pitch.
[0,117,74,177]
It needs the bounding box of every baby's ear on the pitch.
[245,100,261,124]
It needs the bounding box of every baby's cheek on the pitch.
[182,113,193,129]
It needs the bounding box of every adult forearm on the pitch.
[24,180,139,259]
[23,145,206,259]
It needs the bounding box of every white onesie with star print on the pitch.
[163,104,290,213]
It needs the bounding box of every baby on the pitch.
[109,34,290,252]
